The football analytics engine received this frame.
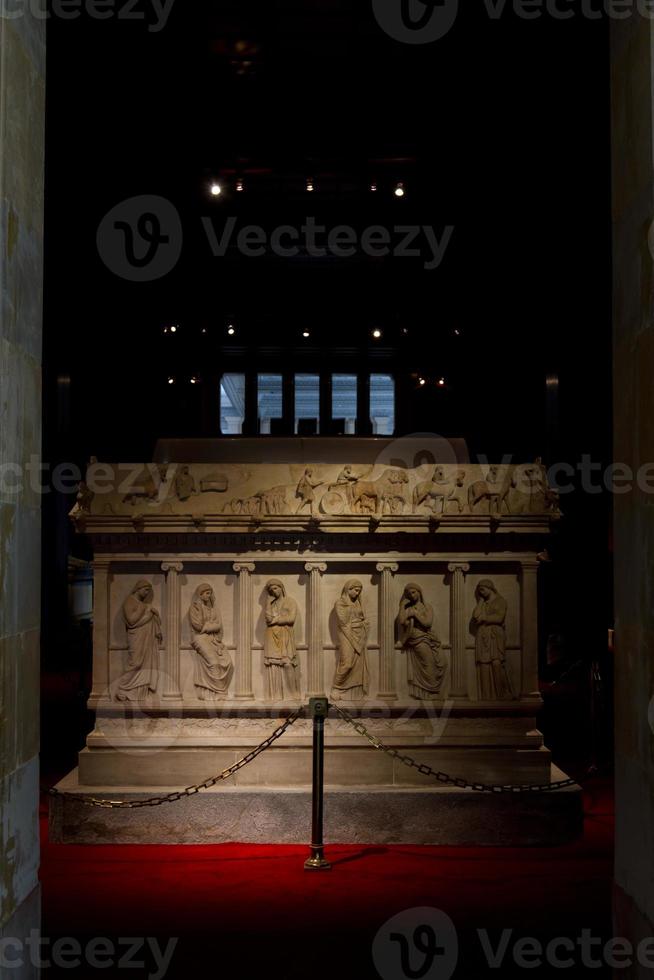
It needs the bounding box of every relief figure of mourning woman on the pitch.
[189,584,233,699]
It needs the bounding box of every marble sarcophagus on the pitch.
[50,438,581,845]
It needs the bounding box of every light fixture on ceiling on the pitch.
[236,178,244,192]
[227,324,236,336]
[372,328,382,339]
[167,376,175,385]
[306,178,315,193]
[302,330,311,338]
[210,182,222,197]
[394,182,405,198]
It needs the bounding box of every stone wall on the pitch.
[0,6,45,949]
[611,12,654,958]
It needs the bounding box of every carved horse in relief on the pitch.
[227,485,287,517]
[413,468,467,515]
[350,468,409,516]
[467,466,514,515]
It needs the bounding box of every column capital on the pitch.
[233,562,256,574]
[448,562,470,574]
[376,562,399,574]
[304,562,328,574]
[93,556,112,571]
[161,561,184,574]
[520,560,540,573]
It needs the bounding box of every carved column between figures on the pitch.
[233,562,256,698]
[448,562,470,698]
[305,562,327,696]
[376,562,399,699]
[520,560,540,698]
[161,562,183,699]
[90,557,111,700]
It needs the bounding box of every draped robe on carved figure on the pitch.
[472,580,513,700]
[115,580,162,701]
[189,584,233,699]
[331,579,370,700]
[263,579,301,700]
[396,583,445,699]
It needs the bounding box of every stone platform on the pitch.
[49,766,582,846]
[77,703,553,788]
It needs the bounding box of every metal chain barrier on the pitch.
[332,704,583,794]
[47,710,301,809]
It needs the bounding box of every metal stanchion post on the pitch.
[304,697,331,871]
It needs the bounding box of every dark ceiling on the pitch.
[43,0,611,461]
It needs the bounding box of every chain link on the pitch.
[47,703,590,807]
[47,710,301,809]
[331,704,581,794]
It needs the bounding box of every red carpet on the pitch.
[40,781,614,978]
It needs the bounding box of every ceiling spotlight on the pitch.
[438,377,446,387]
[169,324,178,333]
[394,182,405,198]
[454,328,461,337]
[227,324,236,336]
[236,178,244,192]
[190,376,199,385]
[306,179,315,193]
[370,182,378,192]
[418,377,426,387]
[372,328,382,339]
[210,182,222,197]
[167,376,175,385]
[402,327,409,336]
[201,328,207,334]
[302,330,311,338]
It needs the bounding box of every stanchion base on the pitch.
[304,850,331,871]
